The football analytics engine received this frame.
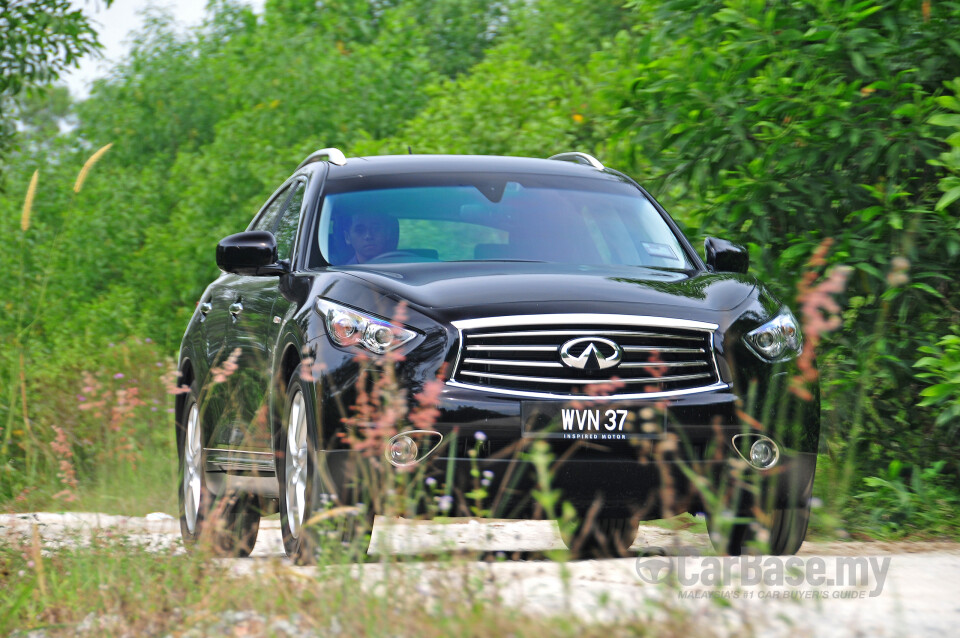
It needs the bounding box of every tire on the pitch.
[707,504,811,556]
[277,369,373,565]
[563,515,640,559]
[177,384,261,556]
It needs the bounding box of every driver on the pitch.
[343,211,400,264]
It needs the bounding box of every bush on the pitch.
[598,0,960,487]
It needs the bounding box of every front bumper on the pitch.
[322,383,819,520]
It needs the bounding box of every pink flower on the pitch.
[113,373,124,380]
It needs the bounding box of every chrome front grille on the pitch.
[450,315,722,398]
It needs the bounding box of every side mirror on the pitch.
[704,237,748,274]
[216,231,285,276]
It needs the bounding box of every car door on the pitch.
[208,183,294,450]
[196,274,240,436]
[215,179,308,453]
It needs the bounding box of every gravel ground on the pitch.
[4,511,960,636]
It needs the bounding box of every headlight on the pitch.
[315,298,417,354]
[744,306,803,362]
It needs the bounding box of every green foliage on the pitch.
[0,0,109,95]
[355,44,595,157]
[599,0,960,486]
[0,0,565,508]
[915,330,960,437]
[0,532,713,636]
[0,337,176,510]
[10,86,74,142]
[0,0,111,184]
[608,0,959,278]
[1,0,960,538]
[929,77,960,210]
[855,460,960,539]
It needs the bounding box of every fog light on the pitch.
[387,435,418,466]
[749,439,779,469]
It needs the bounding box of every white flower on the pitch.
[436,494,453,512]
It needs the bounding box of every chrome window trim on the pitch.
[448,313,723,400]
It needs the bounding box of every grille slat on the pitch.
[453,320,720,397]
[618,360,708,369]
[462,358,564,368]
[466,329,703,342]
[621,346,704,354]
[458,370,714,385]
[465,345,557,352]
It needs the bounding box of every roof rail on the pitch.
[547,152,604,170]
[297,147,347,170]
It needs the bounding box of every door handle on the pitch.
[229,301,243,316]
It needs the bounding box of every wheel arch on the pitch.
[273,340,304,444]
[175,356,195,432]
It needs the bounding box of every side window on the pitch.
[251,185,292,233]
[274,182,306,261]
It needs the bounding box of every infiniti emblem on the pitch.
[559,337,623,370]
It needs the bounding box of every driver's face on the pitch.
[346,213,394,263]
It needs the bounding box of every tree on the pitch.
[0,0,112,183]
[602,0,960,473]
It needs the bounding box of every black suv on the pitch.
[175,149,819,561]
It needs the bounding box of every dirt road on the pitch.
[4,512,959,636]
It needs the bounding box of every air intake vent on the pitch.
[450,315,721,399]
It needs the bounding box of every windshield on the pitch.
[315,174,693,269]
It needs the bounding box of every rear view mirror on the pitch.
[704,236,748,273]
[216,231,283,276]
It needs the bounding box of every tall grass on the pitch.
[1,149,955,552]
[0,528,725,636]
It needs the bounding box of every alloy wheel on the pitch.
[285,389,308,539]
[182,402,202,534]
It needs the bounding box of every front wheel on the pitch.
[177,385,261,556]
[562,514,639,559]
[277,370,372,565]
[707,504,811,556]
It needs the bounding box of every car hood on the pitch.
[334,262,756,318]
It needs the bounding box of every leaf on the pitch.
[910,283,945,299]
[935,96,960,112]
[919,383,958,400]
[854,262,883,279]
[914,356,941,368]
[930,114,960,128]
[935,186,960,211]
[850,51,872,76]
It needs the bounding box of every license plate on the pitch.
[521,402,663,440]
